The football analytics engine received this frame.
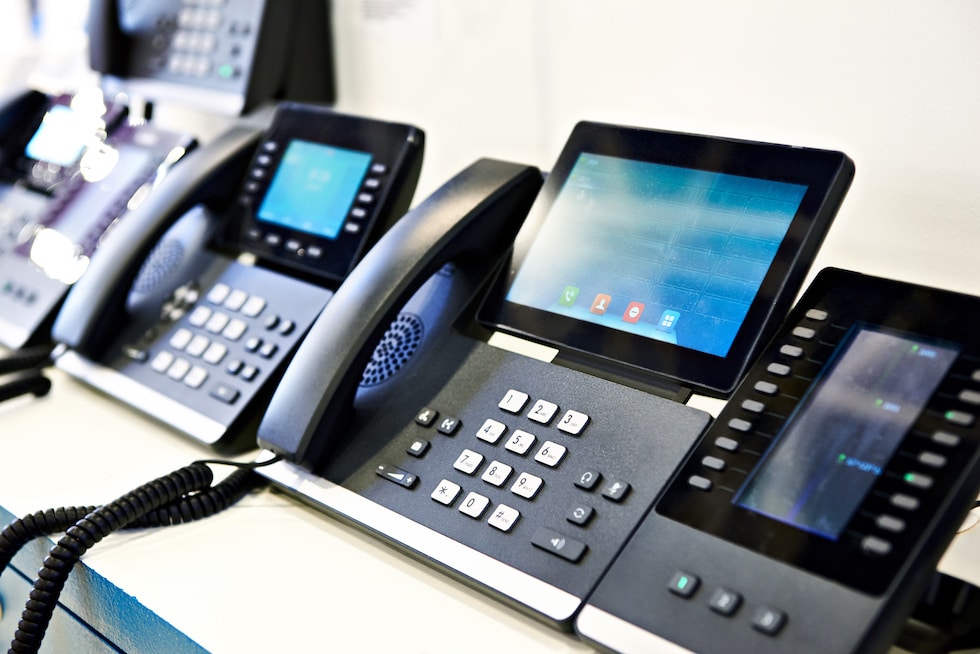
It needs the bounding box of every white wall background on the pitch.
[327,0,980,299]
[5,0,980,297]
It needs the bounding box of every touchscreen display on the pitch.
[734,326,959,539]
[503,153,807,358]
[25,105,90,167]
[257,140,372,240]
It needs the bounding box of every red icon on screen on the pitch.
[623,301,645,323]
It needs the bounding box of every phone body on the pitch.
[0,89,194,349]
[88,0,335,115]
[52,102,423,450]
[577,268,980,653]
[255,121,854,626]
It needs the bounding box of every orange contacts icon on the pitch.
[590,293,612,314]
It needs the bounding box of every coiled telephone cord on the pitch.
[7,463,214,654]
[0,465,264,575]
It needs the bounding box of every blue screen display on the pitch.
[257,140,372,240]
[25,105,88,167]
[505,153,808,357]
[734,327,958,539]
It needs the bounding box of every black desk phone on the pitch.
[256,121,854,626]
[0,89,193,349]
[88,0,335,115]
[52,102,423,449]
[577,268,980,653]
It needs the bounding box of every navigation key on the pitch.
[375,463,418,488]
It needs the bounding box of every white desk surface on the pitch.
[0,367,977,653]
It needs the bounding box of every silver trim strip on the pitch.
[576,605,695,654]
[259,457,582,624]
[55,350,226,444]
[103,77,245,116]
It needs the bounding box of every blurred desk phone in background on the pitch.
[88,0,335,115]
[53,102,424,449]
[0,89,192,349]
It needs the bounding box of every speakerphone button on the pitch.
[532,527,586,562]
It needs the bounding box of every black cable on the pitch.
[8,463,214,654]
[0,373,51,403]
[0,344,54,404]
[0,463,271,575]
[0,345,53,376]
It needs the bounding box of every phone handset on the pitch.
[257,159,543,468]
[51,122,263,358]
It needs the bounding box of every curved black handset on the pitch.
[257,159,543,468]
[87,0,129,76]
[51,123,262,358]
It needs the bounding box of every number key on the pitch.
[534,441,567,467]
[481,460,513,487]
[511,472,543,499]
[505,430,536,455]
[453,449,484,475]
[527,399,558,424]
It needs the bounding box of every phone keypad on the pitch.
[375,388,642,566]
[140,275,311,410]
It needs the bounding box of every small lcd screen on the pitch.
[503,153,808,357]
[257,140,372,240]
[734,326,959,539]
[25,105,89,167]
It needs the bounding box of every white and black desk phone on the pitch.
[255,121,855,628]
[577,267,980,653]
[0,89,193,350]
[52,102,424,449]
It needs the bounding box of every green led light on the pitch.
[677,576,689,590]
[218,64,235,79]
[904,472,916,483]
[838,453,847,463]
